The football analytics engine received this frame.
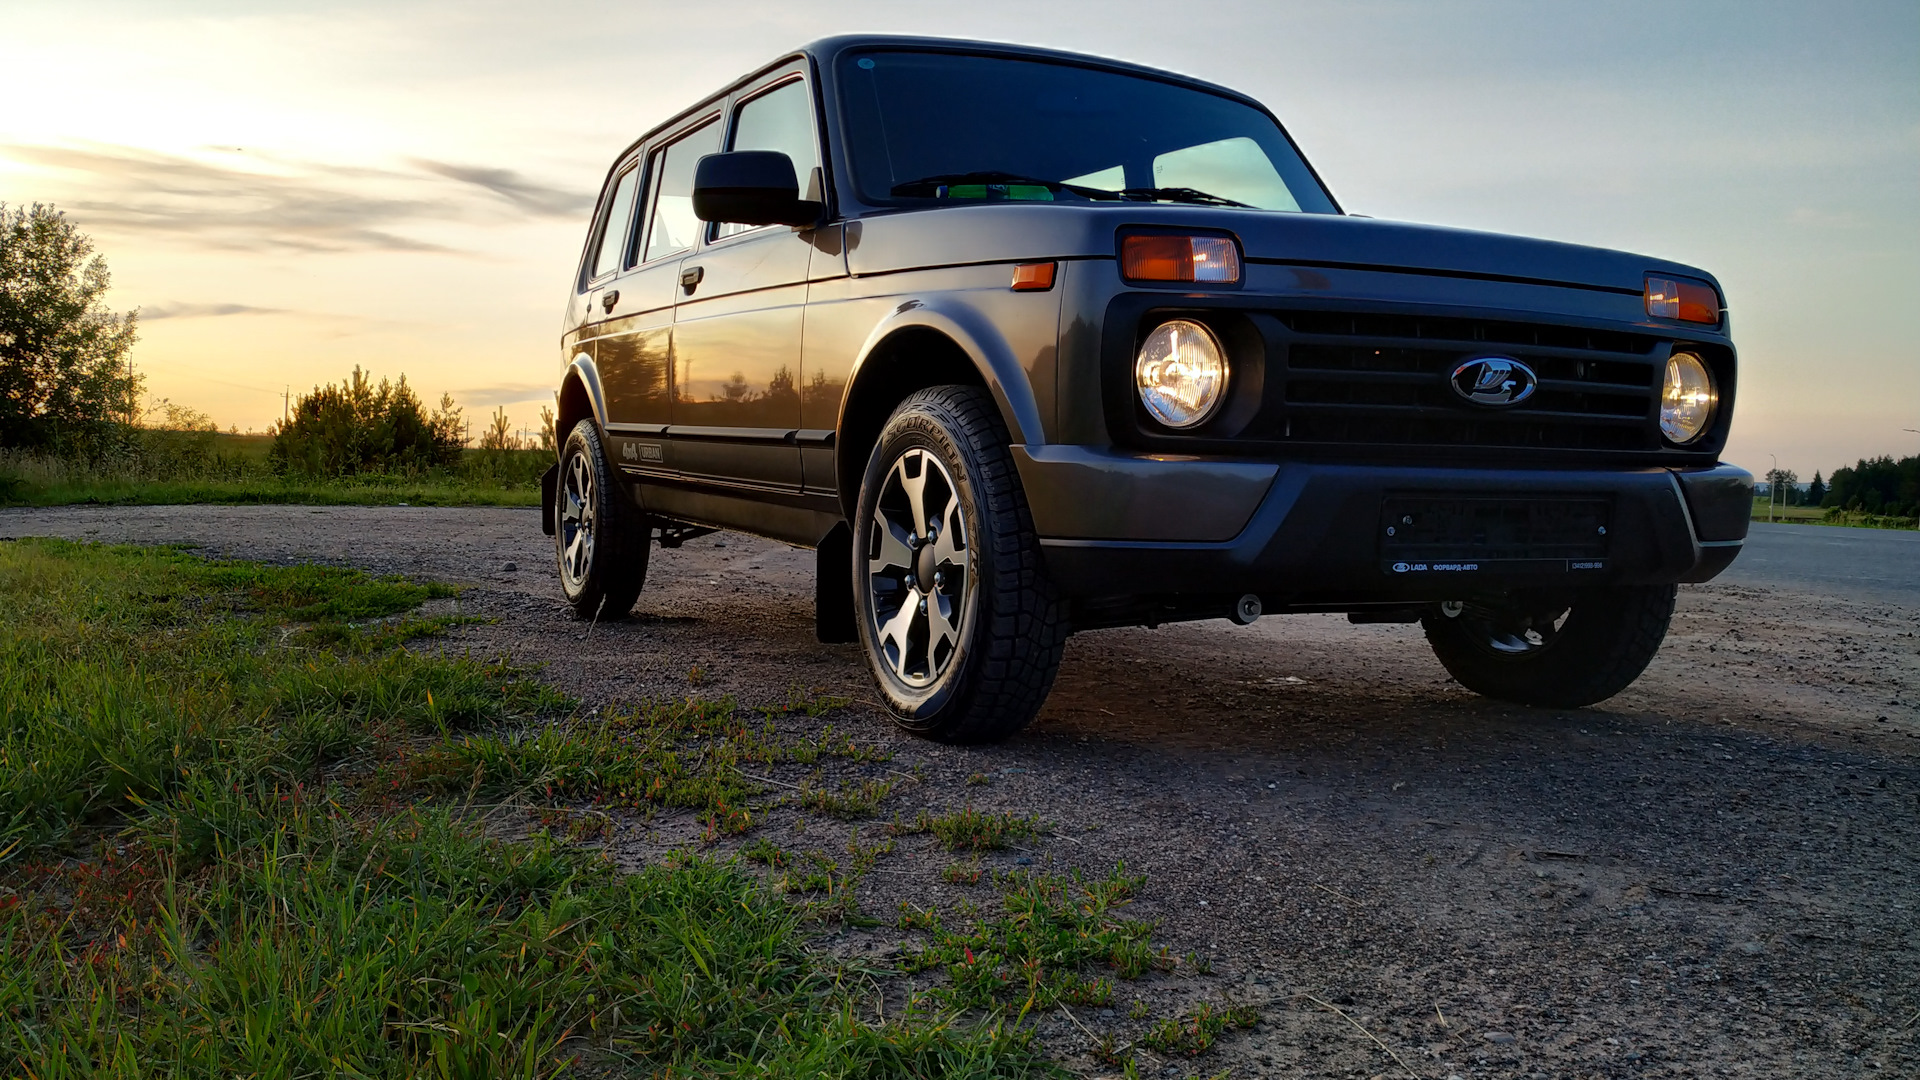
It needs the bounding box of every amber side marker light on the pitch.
[1010,261,1055,291]
[1646,276,1720,324]
[1121,234,1241,284]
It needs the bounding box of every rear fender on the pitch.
[558,354,608,436]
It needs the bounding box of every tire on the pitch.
[1421,584,1677,708]
[852,385,1067,743]
[554,419,649,619]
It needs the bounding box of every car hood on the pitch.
[1227,212,1699,295]
[845,204,1716,296]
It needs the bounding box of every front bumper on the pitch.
[1013,446,1751,603]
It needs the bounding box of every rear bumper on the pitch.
[1013,446,1751,603]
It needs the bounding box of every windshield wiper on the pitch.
[1107,186,1251,208]
[889,173,1250,208]
[890,171,1102,198]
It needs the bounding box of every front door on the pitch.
[666,72,821,491]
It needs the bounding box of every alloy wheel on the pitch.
[864,447,973,687]
[559,450,596,589]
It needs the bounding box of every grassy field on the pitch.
[0,438,545,508]
[1751,497,1918,530]
[0,539,1080,1077]
[1750,498,1826,522]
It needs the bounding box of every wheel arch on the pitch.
[557,354,606,443]
[834,303,1045,517]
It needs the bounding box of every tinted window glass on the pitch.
[1154,137,1298,212]
[838,51,1335,213]
[590,165,640,280]
[716,79,819,240]
[640,119,720,262]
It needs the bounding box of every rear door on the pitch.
[665,69,821,491]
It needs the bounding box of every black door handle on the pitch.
[679,266,704,294]
[600,290,619,313]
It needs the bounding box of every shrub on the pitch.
[269,366,463,477]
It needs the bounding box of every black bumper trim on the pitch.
[1035,461,1751,603]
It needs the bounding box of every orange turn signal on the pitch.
[1121,234,1240,284]
[1645,276,1720,325]
[1010,261,1056,291]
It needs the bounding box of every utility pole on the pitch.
[1768,453,1778,523]
[283,385,290,426]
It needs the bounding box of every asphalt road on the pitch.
[1720,521,1920,602]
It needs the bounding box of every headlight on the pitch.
[1135,319,1228,428]
[1660,351,1717,444]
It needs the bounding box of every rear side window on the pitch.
[639,120,720,262]
[588,165,640,281]
[715,79,819,240]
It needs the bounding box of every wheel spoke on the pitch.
[931,489,965,569]
[897,451,931,538]
[869,506,916,576]
[565,532,587,579]
[928,592,961,658]
[876,594,921,679]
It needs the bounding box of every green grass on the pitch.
[897,865,1167,1015]
[1751,498,1825,521]
[0,538,1057,1077]
[405,699,896,838]
[1752,497,1918,530]
[0,445,548,507]
[893,809,1045,852]
[1135,1002,1261,1058]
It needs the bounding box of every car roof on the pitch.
[605,34,1269,173]
[799,34,1264,106]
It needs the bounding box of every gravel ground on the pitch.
[5,503,1916,1079]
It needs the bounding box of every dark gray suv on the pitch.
[544,35,1751,742]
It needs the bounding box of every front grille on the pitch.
[1269,312,1663,452]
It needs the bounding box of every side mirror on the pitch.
[692,151,822,228]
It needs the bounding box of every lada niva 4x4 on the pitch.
[544,35,1751,743]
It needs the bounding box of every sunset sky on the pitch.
[2,0,1914,476]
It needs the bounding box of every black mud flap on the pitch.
[539,463,558,536]
[815,522,857,643]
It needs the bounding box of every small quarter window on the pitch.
[640,119,720,262]
[589,165,640,281]
[715,79,820,240]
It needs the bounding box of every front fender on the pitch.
[840,298,1047,448]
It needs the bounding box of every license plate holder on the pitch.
[1380,497,1611,577]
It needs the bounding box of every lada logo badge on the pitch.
[1450,355,1538,407]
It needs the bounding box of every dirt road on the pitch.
[5,503,1916,1078]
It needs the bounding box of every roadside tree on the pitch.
[1763,467,1798,507]
[0,203,140,454]
[1823,455,1920,517]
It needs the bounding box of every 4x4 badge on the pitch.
[1450,355,1537,407]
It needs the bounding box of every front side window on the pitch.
[639,119,720,263]
[588,164,640,282]
[837,51,1336,213]
[715,79,820,240]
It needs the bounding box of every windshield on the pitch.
[836,50,1338,213]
